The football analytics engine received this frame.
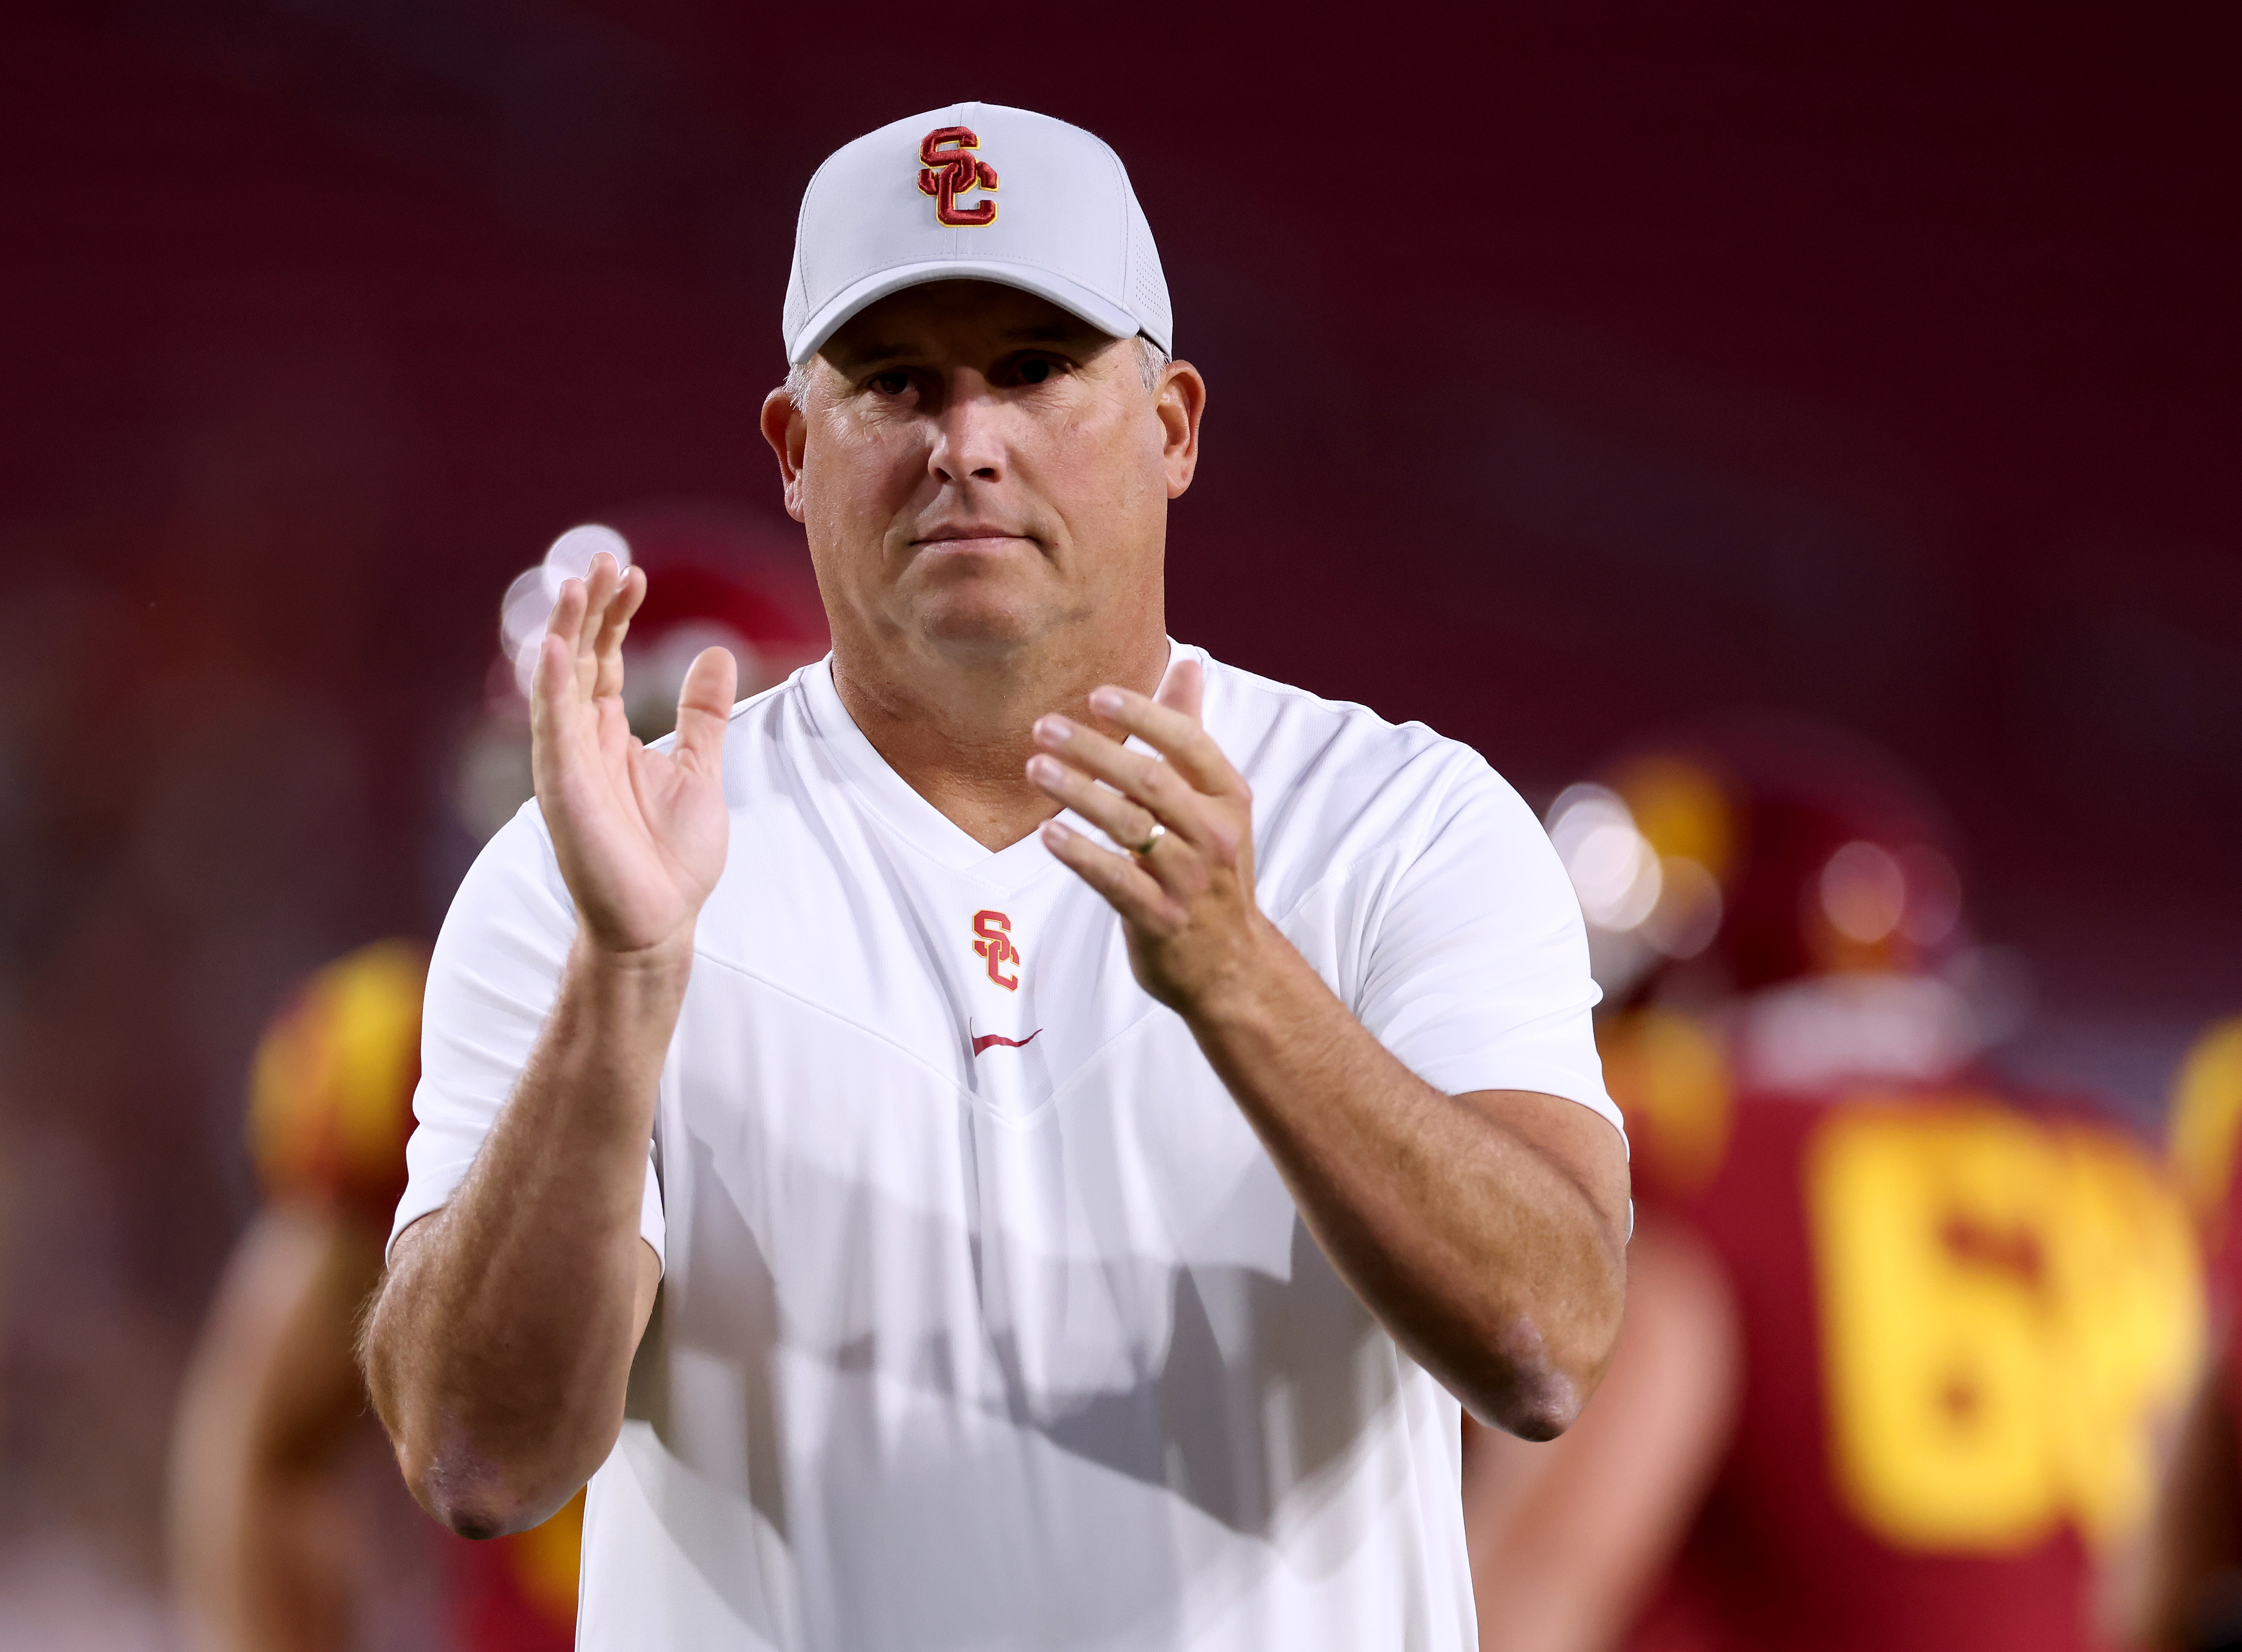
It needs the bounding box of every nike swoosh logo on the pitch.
[972,1029,1043,1057]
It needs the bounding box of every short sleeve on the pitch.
[389,804,667,1268]
[1353,760,1624,1139]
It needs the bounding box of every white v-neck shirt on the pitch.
[396,645,1616,1652]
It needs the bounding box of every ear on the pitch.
[759,384,810,523]
[1153,359,1207,499]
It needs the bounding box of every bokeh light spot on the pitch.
[1821,840,1908,944]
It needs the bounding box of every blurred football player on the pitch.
[168,517,823,1651]
[1462,720,2204,1652]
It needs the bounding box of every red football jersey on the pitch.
[1604,1004,2202,1652]
[249,941,581,1652]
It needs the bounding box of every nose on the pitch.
[927,372,1004,486]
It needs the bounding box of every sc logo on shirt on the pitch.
[972,910,1021,990]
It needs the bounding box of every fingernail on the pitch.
[1035,715,1071,743]
[1089,686,1125,716]
[1026,755,1063,784]
[1041,819,1072,845]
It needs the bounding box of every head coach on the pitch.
[363,103,1629,1650]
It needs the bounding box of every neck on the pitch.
[831,614,1170,852]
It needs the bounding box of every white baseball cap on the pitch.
[782,102,1173,366]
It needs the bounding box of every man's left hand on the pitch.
[1028,658,1272,1017]
[1032,657,1629,1437]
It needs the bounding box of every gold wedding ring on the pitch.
[1131,821,1168,857]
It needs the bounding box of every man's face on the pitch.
[762,281,1201,667]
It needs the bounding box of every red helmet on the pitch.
[457,506,829,841]
[494,505,828,739]
[1548,715,1968,1003]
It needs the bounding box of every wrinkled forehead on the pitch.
[819,278,1122,369]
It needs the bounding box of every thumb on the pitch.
[672,645,738,774]
[1154,652,1204,722]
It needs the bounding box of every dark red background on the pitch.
[0,0,2233,1588]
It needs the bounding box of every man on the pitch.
[170,535,819,1651]
[361,102,1629,1650]
[1462,727,2203,1652]
[169,939,579,1652]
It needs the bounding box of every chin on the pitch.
[901,571,1063,657]
[914,600,1047,657]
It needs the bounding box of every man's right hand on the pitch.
[365,550,727,1538]
[531,552,738,956]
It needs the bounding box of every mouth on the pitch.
[911,525,1035,552]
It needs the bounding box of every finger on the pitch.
[537,580,590,723]
[1039,818,1183,931]
[575,553,625,683]
[672,645,737,776]
[529,630,588,798]
[532,630,576,733]
[1155,653,1204,722]
[1086,681,1241,799]
[544,571,589,657]
[1032,716,1226,851]
[591,564,646,701]
[1026,753,1162,852]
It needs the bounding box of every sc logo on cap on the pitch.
[918,127,998,227]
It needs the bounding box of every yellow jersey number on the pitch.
[1806,1099,2201,1553]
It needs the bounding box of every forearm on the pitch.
[172,1208,372,1652]
[182,1468,354,1652]
[1183,923,1628,1435]
[365,934,683,1535]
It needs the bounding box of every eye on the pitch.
[868,370,911,396]
[1004,352,1075,387]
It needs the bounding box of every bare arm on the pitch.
[169,1204,382,1652]
[360,553,735,1536]
[1029,664,1631,1434]
[367,954,671,1535]
[1462,1217,1741,1651]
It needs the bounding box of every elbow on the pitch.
[1476,1374,1585,1443]
[426,1492,534,1543]
[1460,1267,1627,1442]
[378,1377,614,1540]
[360,1260,590,1539]
[426,1499,525,1542]
[1462,1350,1588,1442]
[402,1444,566,1540]
[419,1482,512,1542]
[374,1369,591,1540]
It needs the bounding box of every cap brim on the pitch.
[787,260,1143,366]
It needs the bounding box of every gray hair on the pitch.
[784,333,1170,409]
[1132,333,1170,390]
